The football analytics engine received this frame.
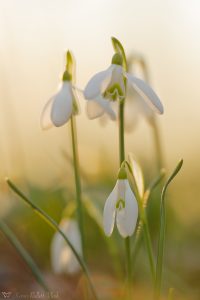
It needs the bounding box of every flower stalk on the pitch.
[70,115,86,261]
[119,98,132,299]
[151,117,164,172]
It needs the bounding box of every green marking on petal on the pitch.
[104,83,124,101]
[116,199,125,210]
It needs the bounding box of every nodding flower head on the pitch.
[41,52,79,129]
[51,219,82,275]
[84,52,164,121]
[103,165,138,238]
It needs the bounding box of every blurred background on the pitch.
[0,0,199,299]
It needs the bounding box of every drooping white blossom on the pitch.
[51,219,82,275]
[84,54,164,120]
[41,72,79,129]
[103,179,138,238]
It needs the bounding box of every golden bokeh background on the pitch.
[1,0,200,224]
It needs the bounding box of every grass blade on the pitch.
[154,159,183,300]
[0,220,49,291]
[6,178,98,300]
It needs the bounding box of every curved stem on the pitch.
[70,116,85,261]
[151,117,163,172]
[119,100,132,299]
[6,178,98,300]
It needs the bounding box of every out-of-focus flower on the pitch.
[41,72,79,129]
[128,154,144,198]
[103,165,138,238]
[51,219,82,275]
[84,53,163,120]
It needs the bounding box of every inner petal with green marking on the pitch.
[104,83,124,101]
[116,198,125,211]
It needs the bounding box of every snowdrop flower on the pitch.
[84,53,164,120]
[51,219,82,275]
[41,70,79,129]
[103,165,138,238]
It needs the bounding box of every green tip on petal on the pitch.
[62,70,71,81]
[111,53,123,66]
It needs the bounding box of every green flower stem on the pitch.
[143,213,156,279]
[125,236,132,299]
[0,220,49,291]
[151,117,163,172]
[127,169,156,282]
[131,170,165,277]
[70,116,85,261]
[119,100,132,299]
[119,101,125,164]
[137,199,156,281]
[6,178,98,300]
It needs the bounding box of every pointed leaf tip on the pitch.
[167,159,183,185]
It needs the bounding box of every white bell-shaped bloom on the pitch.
[84,55,163,120]
[41,80,78,129]
[103,179,138,238]
[51,219,82,275]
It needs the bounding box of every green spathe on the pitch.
[62,70,71,82]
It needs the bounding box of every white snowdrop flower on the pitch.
[41,70,79,129]
[103,166,138,238]
[84,53,164,120]
[51,219,82,275]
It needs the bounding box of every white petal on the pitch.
[126,73,164,114]
[129,154,144,198]
[95,96,116,120]
[116,180,138,238]
[51,219,82,275]
[51,82,73,127]
[86,100,105,119]
[84,65,114,99]
[103,181,118,236]
[40,96,55,130]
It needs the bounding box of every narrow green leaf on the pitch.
[146,169,166,194]
[0,220,49,291]
[143,169,165,207]
[6,178,98,300]
[154,159,183,300]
